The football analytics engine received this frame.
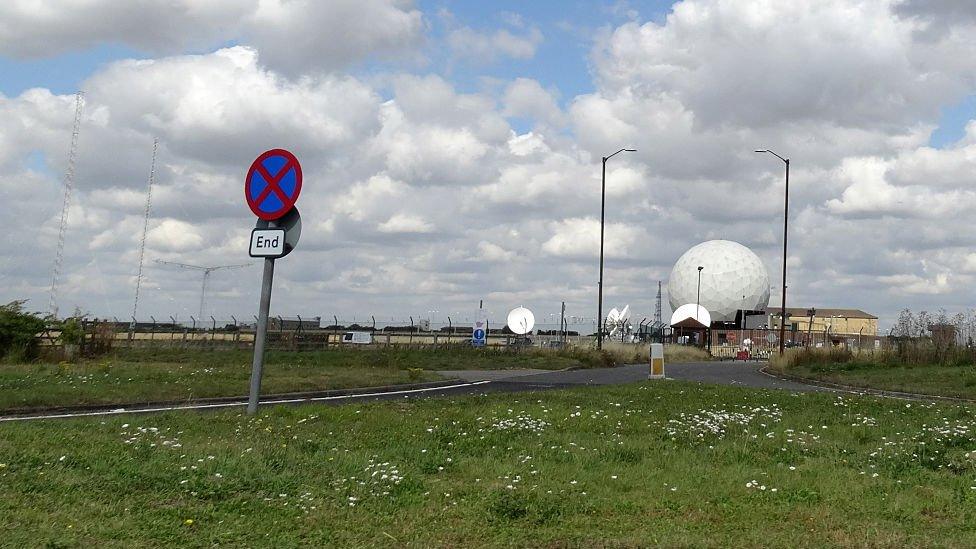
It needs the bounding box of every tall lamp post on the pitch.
[696,265,704,347]
[597,147,636,350]
[696,266,704,322]
[755,149,790,355]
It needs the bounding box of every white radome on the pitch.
[668,240,770,323]
[670,304,711,326]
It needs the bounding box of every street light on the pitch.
[755,149,790,355]
[696,266,704,322]
[597,147,636,350]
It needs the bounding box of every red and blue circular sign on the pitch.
[245,149,302,221]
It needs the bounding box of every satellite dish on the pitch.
[507,307,535,335]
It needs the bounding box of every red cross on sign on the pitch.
[245,149,303,221]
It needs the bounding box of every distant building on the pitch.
[269,317,322,331]
[763,307,878,336]
[928,323,958,345]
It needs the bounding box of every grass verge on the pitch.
[0,346,610,412]
[601,342,712,364]
[770,347,976,400]
[3,381,976,547]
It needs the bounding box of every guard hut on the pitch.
[670,304,711,350]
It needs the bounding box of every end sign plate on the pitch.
[249,228,286,258]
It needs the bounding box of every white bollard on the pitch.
[649,343,665,379]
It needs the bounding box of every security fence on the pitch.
[36,315,889,361]
[38,316,600,355]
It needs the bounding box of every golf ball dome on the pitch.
[668,240,770,322]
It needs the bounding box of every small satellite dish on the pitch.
[507,307,535,335]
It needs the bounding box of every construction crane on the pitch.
[154,260,251,319]
[49,91,84,319]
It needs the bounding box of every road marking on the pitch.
[0,380,493,423]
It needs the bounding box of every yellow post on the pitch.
[649,343,665,379]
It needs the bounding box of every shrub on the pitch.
[86,321,116,356]
[769,342,976,372]
[58,318,84,345]
[0,300,46,362]
[599,342,711,364]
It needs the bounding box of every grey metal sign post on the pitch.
[247,253,276,414]
[243,149,303,415]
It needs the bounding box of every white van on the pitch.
[342,331,373,344]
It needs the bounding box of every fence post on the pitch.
[79,319,87,356]
[296,315,302,349]
[129,317,136,342]
[409,316,414,346]
[150,316,156,341]
[231,316,239,345]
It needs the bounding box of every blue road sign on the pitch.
[245,149,303,221]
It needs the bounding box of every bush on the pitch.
[530,347,615,368]
[58,318,84,345]
[0,300,46,362]
[599,342,712,364]
[769,343,976,372]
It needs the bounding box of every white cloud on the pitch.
[502,78,565,128]
[147,219,204,251]
[245,0,425,76]
[541,218,646,260]
[592,0,976,130]
[0,0,424,74]
[447,26,543,63]
[377,213,434,234]
[0,0,252,58]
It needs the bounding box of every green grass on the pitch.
[0,347,609,412]
[3,381,976,547]
[771,347,976,399]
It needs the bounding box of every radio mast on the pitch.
[131,138,159,326]
[49,92,84,319]
[654,281,662,324]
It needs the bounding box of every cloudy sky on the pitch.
[2,0,976,329]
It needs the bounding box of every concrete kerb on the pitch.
[759,366,976,405]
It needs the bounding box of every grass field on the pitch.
[0,347,609,412]
[771,348,976,400]
[3,381,976,547]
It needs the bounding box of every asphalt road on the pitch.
[2,361,818,422]
[442,361,819,393]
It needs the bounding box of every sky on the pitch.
[2,0,976,330]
